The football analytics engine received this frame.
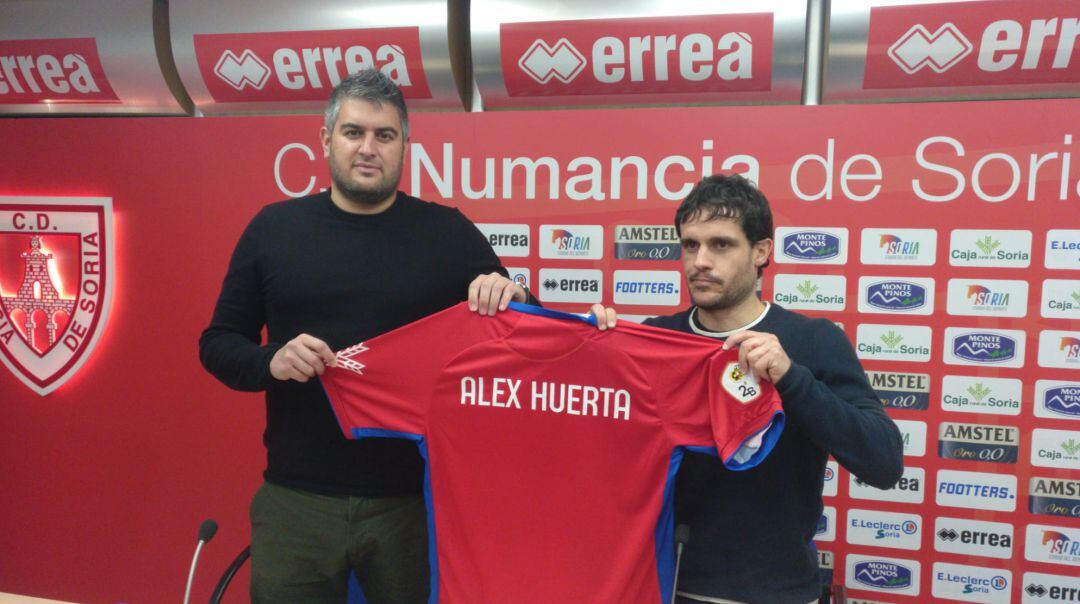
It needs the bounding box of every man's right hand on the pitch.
[269,334,337,382]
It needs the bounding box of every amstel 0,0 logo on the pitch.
[0,198,114,395]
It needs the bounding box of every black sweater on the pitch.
[645,304,903,604]
[199,191,513,496]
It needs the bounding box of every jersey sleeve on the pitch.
[638,324,784,470]
[320,303,502,440]
[705,352,784,470]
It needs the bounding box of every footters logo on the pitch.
[0,198,114,395]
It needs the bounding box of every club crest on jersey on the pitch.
[722,361,761,404]
[0,198,114,395]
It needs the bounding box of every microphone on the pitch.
[183,519,218,604]
[670,524,690,604]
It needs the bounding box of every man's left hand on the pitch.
[589,304,617,331]
[468,272,528,315]
[723,330,792,384]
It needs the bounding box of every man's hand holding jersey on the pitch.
[269,334,337,383]
[467,271,618,330]
[268,275,619,384]
[723,331,792,384]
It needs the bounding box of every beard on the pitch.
[329,159,402,206]
[689,267,759,311]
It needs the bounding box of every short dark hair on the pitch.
[675,173,774,274]
[324,70,409,139]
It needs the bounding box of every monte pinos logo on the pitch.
[0,198,114,395]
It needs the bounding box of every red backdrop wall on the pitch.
[0,99,1077,602]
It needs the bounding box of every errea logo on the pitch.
[537,268,602,304]
[865,1,1080,89]
[213,50,270,91]
[499,14,773,98]
[1022,571,1080,601]
[0,38,119,104]
[888,24,972,74]
[518,39,586,84]
[193,28,432,103]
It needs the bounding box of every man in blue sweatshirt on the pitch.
[645,174,904,604]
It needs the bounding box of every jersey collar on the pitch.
[688,302,771,339]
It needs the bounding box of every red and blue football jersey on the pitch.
[321,302,784,604]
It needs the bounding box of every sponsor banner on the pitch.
[949,229,1032,268]
[846,508,922,551]
[1041,279,1080,319]
[192,28,431,102]
[1022,571,1080,603]
[944,327,1026,369]
[1039,330,1080,369]
[845,554,921,595]
[1035,380,1080,421]
[1025,524,1080,567]
[618,315,654,324]
[536,268,602,304]
[938,421,1020,464]
[867,370,930,410]
[0,38,119,104]
[772,274,847,311]
[856,324,932,363]
[1029,477,1080,519]
[613,225,679,261]
[819,549,834,570]
[774,227,849,265]
[895,419,926,457]
[946,278,1028,317]
[931,562,1011,603]
[611,270,681,306]
[1045,230,1080,270]
[819,550,835,589]
[858,276,934,315]
[864,0,1080,89]
[934,516,1014,560]
[539,225,604,260]
[823,460,839,497]
[477,224,530,257]
[936,469,1017,512]
[506,267,531,291]
[860,228,937,266]
[850,466,925,504]
[499,14,774,97]
[815,506,837,542]
[941,375,1022,416]
[1031,429,1080,470]
[0,198,115,395]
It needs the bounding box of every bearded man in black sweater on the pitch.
[645,175,903,604]
[199,70,613,604]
